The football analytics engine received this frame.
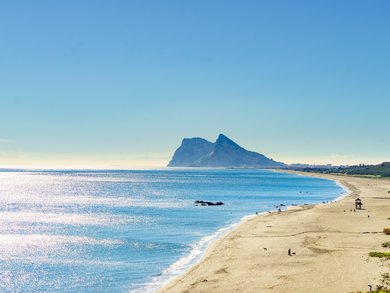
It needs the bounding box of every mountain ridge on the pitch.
[168,134,286,168]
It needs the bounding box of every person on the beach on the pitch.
[288,249,291,256]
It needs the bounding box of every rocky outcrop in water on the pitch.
[194,200,224,206]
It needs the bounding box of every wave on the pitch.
[131,214,255,293]
[131,175,349,293]
[334,180,352,201]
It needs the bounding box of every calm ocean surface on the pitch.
[0,169,345,292]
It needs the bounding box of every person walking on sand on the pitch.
[288,249,291,256]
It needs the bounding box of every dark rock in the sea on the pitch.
[168,133,286,168]
[195,200,224,206]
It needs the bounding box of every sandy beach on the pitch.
[159,172,390,293]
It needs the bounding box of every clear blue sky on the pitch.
[1,0,389,168]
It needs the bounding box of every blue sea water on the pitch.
[0,169,345,292]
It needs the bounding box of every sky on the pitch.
[1,0,389,168]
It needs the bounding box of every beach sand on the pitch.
[158,172,390,293]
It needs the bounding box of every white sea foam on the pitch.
[334,180,352,201]
[274,169,352,202]
[290,171,352,202]
[132,172,349,293]
[0,170,347,292]
[131,214,255,293]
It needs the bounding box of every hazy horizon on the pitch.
[1,1,389,169]
[0,132,387,170]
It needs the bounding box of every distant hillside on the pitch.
[168,134,286,168]
[297,162,390,177]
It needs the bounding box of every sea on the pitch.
[0,168,346,292]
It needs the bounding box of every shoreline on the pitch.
[158,172,390,293]
[137,213,258,293]
[153,171,349,292]
[154,171,349,293]
[283,170,352,202]
[139,170,329,293]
